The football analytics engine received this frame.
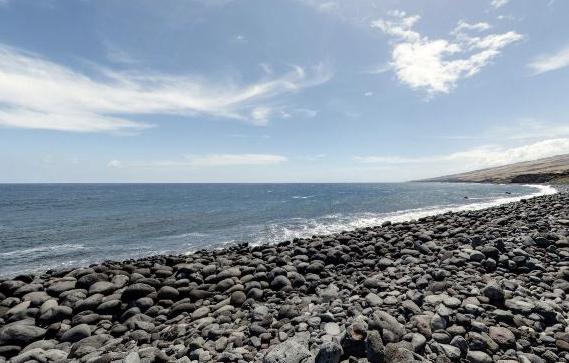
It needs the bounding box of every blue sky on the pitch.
[0,0,568,182]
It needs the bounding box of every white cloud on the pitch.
[187,154,287,167]
[490,0,509,9]
[128,154,288,168]
[355,138,569,171]
[295,0,388,27]
[364,91,374,96]
[0,44,332,133]
[251,106,272,125]
[453,20,492,34]
[372,12,522,94]
[528,46,569,75]
[107,160,123,168]
[233,34,247,43]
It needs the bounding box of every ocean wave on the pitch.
[247,184,557,246]
[0,243,88,258]
[153,231,209,241]
[292,195,316,199]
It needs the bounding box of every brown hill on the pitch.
[419,154,569,184]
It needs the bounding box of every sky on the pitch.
[0,0,568,182]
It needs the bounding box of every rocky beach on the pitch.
[1,189,569,363]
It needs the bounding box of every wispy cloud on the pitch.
[490,0,510,9]
[112,153,288,168]
[355,138,569,171]
[528,46,569,75]
[372,11,522,94]
[0,44,332,133]
[107,160,123,168]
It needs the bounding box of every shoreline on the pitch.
[1,189,568,362]
[0,183,556,279]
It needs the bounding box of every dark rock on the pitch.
[61,324,91,343]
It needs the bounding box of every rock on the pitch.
[38,305,72,324]
[505,298,534,314]
[61,324,91,343]
[89,281,116,295]
[278,305,300,319]
[230,291,246,306]
[47,279,76,296]
[315,341,342,363]
[384,342,415,363]
[157,286,179,300]
[324,322,341,336]
[365,293,383,307]
[371,311,405,342]
[466,350,492,363]
[271,275,292,290]
[125,351,141,363]
[0,323,46,346]
[366,330,385,363]
[263,339,311,363]
[121,283,156,301]
[191,306,210,320]
[488,326,515,347]
[318,284,339,302]
[439,343,461,359]
[482,281,504,305]
[341,319,368,357]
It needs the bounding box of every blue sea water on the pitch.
[0,183,555,276]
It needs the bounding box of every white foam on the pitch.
[247,184,558,246]
[292,195,316,199]
[0,243,87,257]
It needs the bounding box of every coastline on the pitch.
[1,187,568,362]
[0,183,556,278]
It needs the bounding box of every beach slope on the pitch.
[0,191,568,362]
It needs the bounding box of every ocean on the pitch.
[0,182,556,277]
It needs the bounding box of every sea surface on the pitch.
[0,183,556,276]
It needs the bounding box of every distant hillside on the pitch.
[419,154,569,184]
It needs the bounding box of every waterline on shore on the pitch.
[232,184,558,249]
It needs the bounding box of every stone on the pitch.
[488,326,515,347]
[121,283,156,301]
[230,291,246,306]
[157,286,179,300]
[366,330,385,363]
[271,275,292,290]
[482,281,504,305]
[384,342,415,363]
[365,293,383,307]
[191,306,210,320]
[466,350,492,363]
[125,351,141,363]
[0,323,46,346]
[89,281,116,295]
[371,311,405,342]
[324,322,341,336]
[263,339,311,363]
[315,341,342,363]
[61,324,91,343]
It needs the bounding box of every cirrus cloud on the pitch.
[112,153,288,169]
[0,44,332,133]
[528,46,569,75]
[355,138,569,172]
